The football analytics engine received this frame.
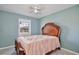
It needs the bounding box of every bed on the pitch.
[15,22,61,55]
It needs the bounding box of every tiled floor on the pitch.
[0,47,78,55]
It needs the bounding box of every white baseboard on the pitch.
[0,45,14,50]
[61,48,79,55]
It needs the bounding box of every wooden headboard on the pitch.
[42,22,61,38]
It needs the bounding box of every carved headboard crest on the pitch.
[42,22,61,37]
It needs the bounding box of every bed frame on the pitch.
[15,22,61,55]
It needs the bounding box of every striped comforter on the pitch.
[17,35,60,55]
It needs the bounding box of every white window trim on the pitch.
[18,18,31,36]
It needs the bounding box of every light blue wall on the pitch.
[0,11,40,48]
[40,5,79,53]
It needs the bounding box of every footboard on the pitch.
[15,40,25,55]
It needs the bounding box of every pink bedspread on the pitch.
[17,35,60,55]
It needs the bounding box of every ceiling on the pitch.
[0,4,76,18]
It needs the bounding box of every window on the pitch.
[18,18,31,36]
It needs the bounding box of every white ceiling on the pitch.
[0,4,76,18]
